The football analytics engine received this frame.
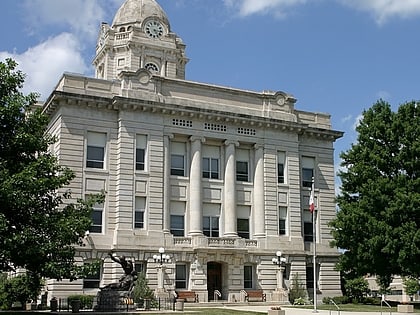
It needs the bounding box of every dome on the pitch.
[112,0,170,29]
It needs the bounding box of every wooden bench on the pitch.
[244,290,266,302]
[176,291,198,302]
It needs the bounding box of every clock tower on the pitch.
[93,0,188,80]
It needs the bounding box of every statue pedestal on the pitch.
[94,290,135,312]
[272,289,289,303]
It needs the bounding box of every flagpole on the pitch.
[311,177,318,313]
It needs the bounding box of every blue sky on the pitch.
[1,0,420,190]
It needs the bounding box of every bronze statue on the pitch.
[103,252,137,291]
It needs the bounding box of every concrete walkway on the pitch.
[222,304,398,314]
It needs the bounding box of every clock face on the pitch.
[145,20,163,39]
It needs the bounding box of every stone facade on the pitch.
[42,0,343,303]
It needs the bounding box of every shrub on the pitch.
[67,295,95,309]
[288,273,307,304]
[132,272,157,307]
[344,277,369,303]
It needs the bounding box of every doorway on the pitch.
[207,262,223,301]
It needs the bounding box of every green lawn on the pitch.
[291,303,420,313]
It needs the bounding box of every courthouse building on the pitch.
[42,0,343,303]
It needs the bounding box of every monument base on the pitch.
[271,289,289,303]
[94,290,135,312]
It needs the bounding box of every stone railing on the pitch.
[115,32,130,42]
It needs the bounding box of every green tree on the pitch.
[403,277,420,300]
[330,100,420,288]
[0,58,103,282]
[344,277,370,303]
[0,273,43,309]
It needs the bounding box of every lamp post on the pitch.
[153,247,171,294]
[272,251,288,302]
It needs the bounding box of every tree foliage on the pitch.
[330,100,420,286]
[403,277,420,297]
[0,273,43,309]
[344,277,370,303]
[0,58,103,282]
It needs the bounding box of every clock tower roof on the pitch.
[112,0,170,29]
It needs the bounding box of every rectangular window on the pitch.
[203,157,219,179]
[89,202,103,233]
[86,131,106,169]
[279,206,287,235]
[135,262,146,274]
[136,135,147,171]
[203,203,220,237]
[202,145,220,179]
[244,265,253,289]
[83,262,101,289]
[203,216,219,237]
[175,264,187,289]
[170,215,185,236]
[237,205,250,239]
[134,197,146,229]
[171,142,186,176]
[237,219,250,239]
[306,266,314,289]
[303,210,313,242]
[170,201,185,236]
[302,156,315,188]
[278,152,285,184]
[236,149,250,182]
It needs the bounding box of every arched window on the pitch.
[119,27,126,32]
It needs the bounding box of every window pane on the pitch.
[171,154,185,176]
[135,211,144,228]
[236,161,248,181]
[306,267,314,289]
[237,218,250,239]
[244,265,253,289]
[304,222,313,242]
[279,220,286,235]
[211,158,219,179]
[90,209,103,233]
[302,168,314,187]
[278,163,284,183]
[170,215,184,236]
[203,157,210,178]
[175,264,187,289]
[136,148,145,170]
[86,146,104,168]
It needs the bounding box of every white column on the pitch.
[253,144,265,238]
[163,134,173,233]
[224,140,239,237]
[189,136,205,236]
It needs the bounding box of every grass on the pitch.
[291,303,420,313]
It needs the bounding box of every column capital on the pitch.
[189,136,206,143]
[164,133,174,139]
[254,143,264,150]
[224,140,240,147]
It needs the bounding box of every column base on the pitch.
[272,289,289,303]
[154,288,169,300]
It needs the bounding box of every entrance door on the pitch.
[207,262,222,301]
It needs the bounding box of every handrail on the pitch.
[214,290,221,301]
[328,298,340,315]
[380,299,392,315]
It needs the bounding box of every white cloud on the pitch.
[0,33,88,100]
[338,0,420,24]
[223,0,307,17]
[22,0,118,41]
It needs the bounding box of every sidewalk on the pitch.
[222,304,397,314]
